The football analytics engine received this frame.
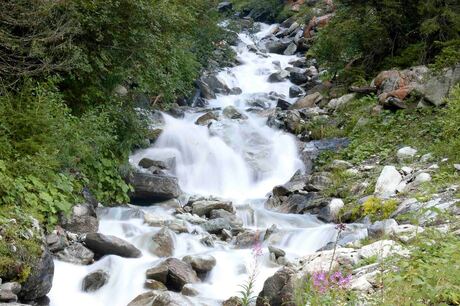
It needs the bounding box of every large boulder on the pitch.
[201,218,232,234]
[81,270,109,292]
[256,267,297,306]
[18,248,54,301]
[128,172,182,202]
[268,70,290,83]
[146,258,199,291]
[84,233,142,258]
[149,227,175,258]
[201,74,231,96]
[60,203,98,235]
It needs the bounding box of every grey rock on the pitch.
[268,70,290,83]
[368,219,398,238]
[265,40,290,54]
[290,92,322,109]
[289,85,304,98]
[144,279,167,290]
[128,172,182,202]
[60,203,98,235]
[276,98,292,110]
[256,267,296,306]
[146,258,200,291]
[223,106,247,120]
[209,209,242,227]
[182,255,216,274]
[283,42,297,55]
[46,233,68,253]
[223,296,243,306]
[82,270,109,292]
[375,166,403,198]
[181,284,199,297]
[84,233,142,258]
[0,283,21,295]
[150,227,175,258]
[191,200,233,217]
[268,246,285,258]
[234,230,258,248]
[195,111,218,126]
[201,218,232,234]
[138,158,168,170]
[55,242,94,265]
[18,248,54,301]
[0,289,17,303]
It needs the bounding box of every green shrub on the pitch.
[362,197,398,222]
[381,230,460,305]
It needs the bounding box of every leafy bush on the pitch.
[310,0,460,82]
[232,0,286,22]
[362,197,398,222]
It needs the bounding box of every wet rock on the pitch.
[202,74,231,95]
[374,166,402,198]
[191,200,233,217]
[267,109,303,134]
[128,171,182,202]
[265,40,290,54]
[84,233,142,258]
[201,218,232,234]
[230,87,243,95]
[55,242,94,265]
[283,42,297,55]
[223,106,248,120]
[256,267,296,306]
[60,203,98,235]
[317,198,344,223]
[144,279,167,290]
[268,70,289,83]
[146,258,200,291]
[209,209,243,227]
[82,270,109,292]
[276,98,292,110]
[150,227,175,258]
[288,70,308,85]
[289,85,304,98]
[290,92,322,109]
[182,255,216,274]
[272,171,307,197]
[268,246,285,259]
[234,230,258,248]
[18,248,54,301]
[181,284,199,297]
[138,158,168,170]
[264,224,279,241]
[127,290,193,306]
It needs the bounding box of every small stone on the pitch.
[397,147,417,161]
[414,172,432,184]
[0,282,21,295]
[375,166,403,198]
[82,270,109,292]
[0,289,17,303]
[420,153,433,162]
[454,164,460,171]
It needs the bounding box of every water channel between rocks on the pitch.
[49,23,356,306]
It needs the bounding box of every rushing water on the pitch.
[49,23,344,306]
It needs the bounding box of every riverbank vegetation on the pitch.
[1,0,226,283]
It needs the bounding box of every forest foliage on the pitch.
[0,0,224,220]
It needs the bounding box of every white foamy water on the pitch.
[49,23,349,306]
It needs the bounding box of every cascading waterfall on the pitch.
[49,23,345,306]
